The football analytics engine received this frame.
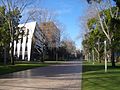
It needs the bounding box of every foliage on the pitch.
[84,0,120,66]
[58,40,76,60]
[114,0,120,8]
[87,0,102,4]
[0,0,24,64]
[0,7,10,47]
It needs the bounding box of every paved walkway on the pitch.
[0,61,82,90]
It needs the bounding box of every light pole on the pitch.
[92,49,95,65]
[104,40,107,72]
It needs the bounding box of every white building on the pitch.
[14,21,46,61]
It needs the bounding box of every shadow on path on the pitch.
[0,61,82,79]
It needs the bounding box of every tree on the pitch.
[28,7,65,39]
[0,0,33,65]
[28,8,57,23]
[0,6,10,64]
[59,39,76,60]
[86,0,120,67]
[85,15,107,62]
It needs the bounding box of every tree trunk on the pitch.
[3,46,7,65]
[98,52,100,63]
[10,19,15,65]
[111,48,115,67]
[86,53,89,61]
[11,41,14,65]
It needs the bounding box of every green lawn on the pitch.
[82,61,120,90]
[0,62,49,75]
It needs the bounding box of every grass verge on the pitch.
[82,61,120,90]
[0,62,49,75]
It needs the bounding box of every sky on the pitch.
[0,0,89,50]
[38,0,89,50]
[0,0,116,50]
[21,0,89,50]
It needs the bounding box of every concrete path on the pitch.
[0,61,82,90]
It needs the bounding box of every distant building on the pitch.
[13,22,46,61]
[40,22,60,48]
[40,22,60,59]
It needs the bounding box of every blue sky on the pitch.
[38,0,89,49]
[20,0,89,49]
[0,0,88,50]
[0,0,116,50]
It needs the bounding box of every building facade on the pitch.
[40,22,60,59]
[40,22,60,48]
[14,22,46,61]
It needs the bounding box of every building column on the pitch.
[17,39,21,58]
[27,38,32,61]
[22,36,27,60]
[14,41,16,55]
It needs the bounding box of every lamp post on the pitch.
[92,49,95,65]
[96,40,107,72]
[104,40,107,72]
